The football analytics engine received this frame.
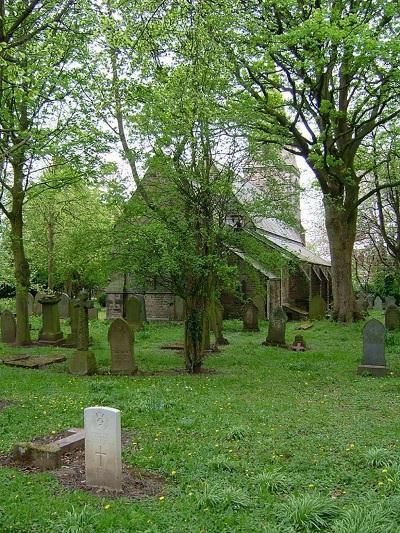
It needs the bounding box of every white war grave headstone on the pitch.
[84,406,122,492]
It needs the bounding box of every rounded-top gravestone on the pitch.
[125,296,143,331]
[243,301,259,332]
[1,310,16,344]
[385,304,400,331]
[374,296,383,312]
[58,293,70,319]
[309,295,326,320]
[358,318,387,376]
[108,318,137,375]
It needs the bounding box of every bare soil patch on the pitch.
[0,399,17,409]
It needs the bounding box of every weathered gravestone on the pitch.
[358,318,387,377]
[1,310,16,344]
[84,406,122,492]
[385,304,400,331]
[374,296,383,311]
[253,294,266,321]
[108,318,137,375]
[125,296,143,331]
[263,306,287,347]
[38,294,64,345]
[69,291,97,375]
[27,293,34,316]
[65,298,79,348]
[58,293,70,319]
[33,293,43,315]
[88,307,98,320]
[385,296,396,308]
[367,294,374,310]
[243,301,259,332]
[309,295,326,320]
[174,296,185,321]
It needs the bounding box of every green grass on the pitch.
[0,313,400,532]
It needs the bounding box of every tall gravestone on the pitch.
[263,306,287,347]
[33,293,43,315]
[58,293,70,320]
[125,296,143,331]
[174,296,185,321]
[211,301,229,346]
[309,295,326,320]
[1,311,16,344]
[84,406,122,492]
[367,294,374,310]
[243,301,259,332]
[38,294,63,345]
[69,291,97,375]
[358,318,387,377]
[374,296,383,311]
[27,293,34,316]
[385,304,400,331]
[65,298,79,348]
[253,294,266,321]
[108,318,137,375]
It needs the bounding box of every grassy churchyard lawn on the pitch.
[1,313,400,532]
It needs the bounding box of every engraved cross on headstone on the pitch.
[96,445,106,467]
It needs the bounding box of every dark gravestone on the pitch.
[385,296,396,308]
[1,311,16,344]
[27,293,34,316]
[263,307,287,347]
[38,295,63,345]
[358,318,387,377]
[69,291,97,375]
[125,296,143,331]
[385,304,400,331]
[58,293,70,319]
[309,295,326,320]
[33,293,43,315]
[88,307,98,320]
[367,294,374,310]
[211,301,229,346]
[374,296,383,312]
[243,301,259,332]
[253,294,266,321]
[65,298,79,347]
[136,294,147,323]
[108,318,137,375]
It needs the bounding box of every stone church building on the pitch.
[105,153,331,321]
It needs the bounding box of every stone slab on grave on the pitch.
[2,355,66,368]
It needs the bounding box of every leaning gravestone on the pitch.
[27,293,34,316]
[385,304,400,331]
[358,318,387,377]
[1,311,16,344]
[38,294,63,345]
[69,291,97,375]
[243,301,259,332]
[309,295,326,320]
[125,296,143,331]
[374,296,383,311]
[263,306,287,347]
[58,293,70,319]
[84,406,122,492]
[108,318,137,375]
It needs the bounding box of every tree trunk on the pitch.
[324,199,358,322]
[10,197,32,345]
[184,297,204,373]
[47,211,55,290]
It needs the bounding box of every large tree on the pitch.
[0,1,95,343]
[215,0,400,321]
